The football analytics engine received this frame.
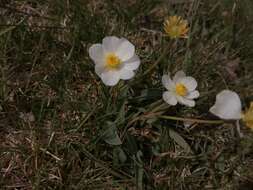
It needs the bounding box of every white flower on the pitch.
[162,70,199,107]
[88,36,140,86]
[209,90,242,120]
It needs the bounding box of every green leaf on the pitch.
[102,122,122,145]
[115,99,126,125]
[113,147,127,164]
[117,147,127,163]
[125,133,138,155]
[169,129,192,153]
[134,151,144,190]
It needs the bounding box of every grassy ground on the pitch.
[1,0,253,189]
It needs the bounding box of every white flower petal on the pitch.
[162,74,175,90]
[173,70,186,83]
[116,38,135,61]
[88,44,104,63]
[123,54,140,70]
[179,77,197,91]
[95,65,105,76]
[90,36,140,86]
[177,96,195,107]
[209,90,242,120]
[186,90,200,99]
[163,91,177,106]
[119,69,135,80]
[102,36,121,53]
[101,70,120,86]
[183,120,194,128]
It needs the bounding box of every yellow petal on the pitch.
[243,102,253,130]
[163,16,189,39]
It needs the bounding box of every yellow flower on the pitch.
[163,16,189,39]
[242,102,253,131]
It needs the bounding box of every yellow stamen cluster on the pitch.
[105,53,121,69]
[164,16,189,39]
[242,102,253,131]
[175,83,187,96]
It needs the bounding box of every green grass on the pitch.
[1,0,253,189]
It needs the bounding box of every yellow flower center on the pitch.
[105,53,121,69]
[170,26,181,38]
[175,83,187,96]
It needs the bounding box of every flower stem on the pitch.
[142,47,168,77]
[159,115,224,124]
[130,42,171,86]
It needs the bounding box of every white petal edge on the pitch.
[102,36,121,53]
[162,74,175,90]
[173,70,186,83]
[88,44,104,63]
[209,90,242,120]
[122,54,140,70]
[177,96,196,107]
[163,91,177,106]
[186,90,200,99]
[116,38,135,61]
[119,69,135,80]
[100,70,120,86]
[179,76,197,91]
[95,65,105,76]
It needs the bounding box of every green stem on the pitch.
[130,42,171,86]
[159,115,224,124]
[141,47,168,77]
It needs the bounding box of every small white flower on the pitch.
[88,36,140,86]
[209,90,242,120]
[162,70,199,107]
